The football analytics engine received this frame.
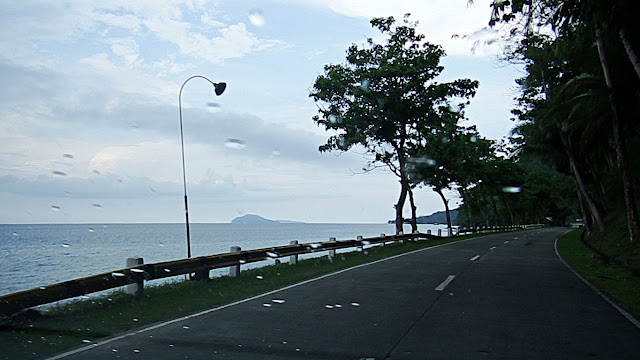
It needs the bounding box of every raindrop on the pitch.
[133,318,139,322]
[164,268,171,272]
[182,325,190,329]
[111,272,125,277]
[271,149,280,157]
[282,341,288,345]
[441,137,450,143]
[272,299,285,304]
[63,154,74,159]
[239,259,246,264]
[51,205,61,212]
[82,339,91,343]
[309,243,322,249]
[266,251,278,258]
[12,232,18,236]
[470,135,478,142]
[53,171,67,177]
[207,102,221,108]
[88,228,95,233]
[112,349,118,353]
[169,344,174,348]
[325,304,334,309]
[133,349,140,353]
[61,243,71,248]
[502,186,522,193]
[224,138,246,149]
[130,268,144,273]
[93,170,101,175]
[158,242,164,247]
[360,79,371,91]
[362,241,371,245]
[65,191,72,196]
[351,302,360,307]
[334,304,342,308]
[39,286,46,290]
[92,203,103,208]
[262,303,272,307]
[248,8,265,27]
[256,275,264,280]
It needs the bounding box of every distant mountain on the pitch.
[230,214,304,224]
[388,209,459,225]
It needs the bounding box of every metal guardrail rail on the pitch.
[0,225,540,318]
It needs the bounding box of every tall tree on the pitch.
[309,14,478,234]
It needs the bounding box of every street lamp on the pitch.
[179,75,226,258]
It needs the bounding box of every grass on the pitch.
[1,234,476,360]
[556,228,640,320]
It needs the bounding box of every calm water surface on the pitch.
[0,223,449,296]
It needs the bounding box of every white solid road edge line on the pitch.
[46,234,487,359]
[435,275,456,291]
[554,233,640,330]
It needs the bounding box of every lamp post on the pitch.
[179,75,226,258]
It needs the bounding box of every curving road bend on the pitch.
[50,228,640,359]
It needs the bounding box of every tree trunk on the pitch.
[395,173,409,235]
[596,28,640,242]
[619,28,640,81]
[408,186,418,233]
[567,150,605,230]
[435,187,453,235]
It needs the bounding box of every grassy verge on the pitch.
[556,228,640,320]
[1,233,482,360]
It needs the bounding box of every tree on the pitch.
[309,14,478,234]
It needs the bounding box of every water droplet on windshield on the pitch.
[256,275,263,280]
[133,318,138,322]
[351,302,360,307]
[133,349,140,353]
[82,339,91,343]
[130,268,144,273]
[271,149,280,157]
[334,304,342,308]
[262,303,272,307]
[360,79,370,91]
[325,304,334,309]
[224,138,246,149]
[61,243,71,248]
[63,154,74,159]
[93,170,101,175]
[88,228,95,233]
[53,171,67,177]
[266,251,278,258]
[248,8,265,27]
[272,299,285,304]
[470,135,478,142]
[502,186,522,193]
[92,203,103,208]
[111,349,118,353]
[182,325,190,329]
[12,232,18,236]
[111,272,125,277]
[51,205,61,212]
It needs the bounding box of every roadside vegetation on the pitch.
[557,229,640,320]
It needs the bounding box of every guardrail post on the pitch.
[289,240,298,265]
[380,233,386,245]
[328,237,337,259]
[229,246,241,277]
[437,229,442,237]
[125,257,144,298]
[357,235,364,251]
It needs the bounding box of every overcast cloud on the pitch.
[0,0,520,224]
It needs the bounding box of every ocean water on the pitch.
[0,223,450,297]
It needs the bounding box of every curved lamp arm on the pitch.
[179,75,226,259]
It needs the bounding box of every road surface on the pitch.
[49,228,640,359]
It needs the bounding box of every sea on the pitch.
[0,223,451,297]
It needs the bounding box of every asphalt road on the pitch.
[50,228,640,359]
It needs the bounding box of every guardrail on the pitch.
[0,224,541,318]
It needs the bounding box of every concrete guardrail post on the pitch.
[380,233,386,245]
[289,240,298,265]
[357,235,364,251]
[229,246,241,277]
[437,229,442,237]
[125,257,144,298]
[328,237,337,259]
[427,229,431,235]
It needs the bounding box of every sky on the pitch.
[0,0,522,224]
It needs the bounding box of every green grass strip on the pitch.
[556,229,640,321]
[2,234,485,360]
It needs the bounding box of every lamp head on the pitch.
[214,82,227,96]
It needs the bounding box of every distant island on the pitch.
[388,209,459,225]
[230,214,305,224]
